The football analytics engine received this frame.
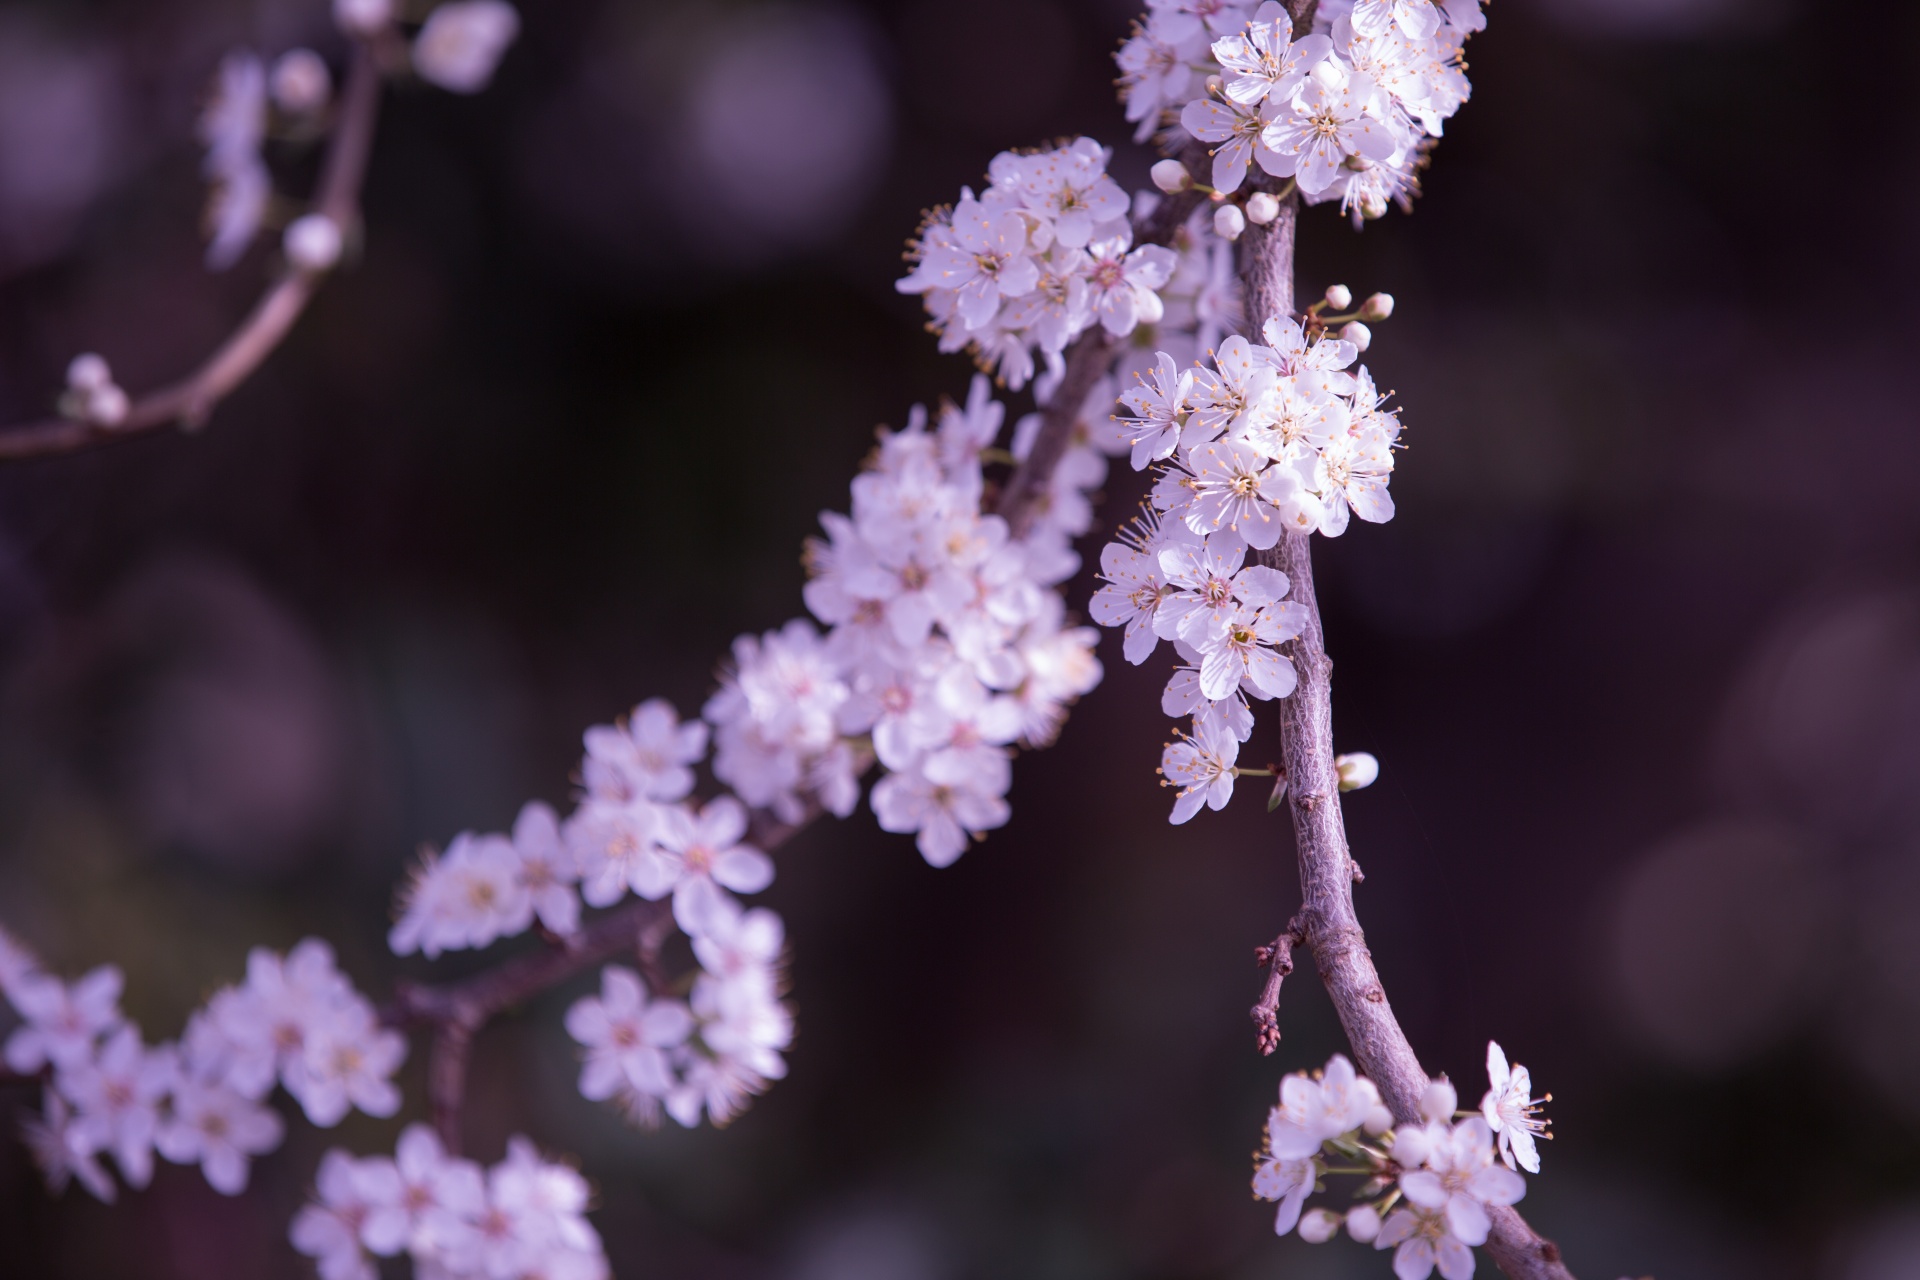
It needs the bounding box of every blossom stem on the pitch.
[1236,180,1579,1280]
[0,40,384,461]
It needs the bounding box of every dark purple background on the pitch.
[1,0,1917,1276]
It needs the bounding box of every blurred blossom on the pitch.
[683,6,890,252]
[1608,818,1840,1069]
[0,17,126,280]
[1831,1209,1920,1280]
[1833,854,1920,1119]
[786,1203,951,1280]
[516,3,890,278]
[413,0,522,95]
[104,554,345,874]
[1535,0,1793,39]
[1713,591,1920,841]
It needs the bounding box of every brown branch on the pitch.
[0,41,384,461]
[1238,188,1578,1279]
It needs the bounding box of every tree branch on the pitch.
[0,41,384,462]
[1250,915,1305,1055]
[1238,190,1578,1280]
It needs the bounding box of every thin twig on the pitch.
[1251,914,1305,1055]
[0,41,384,461]
[1238,181,1579,1280]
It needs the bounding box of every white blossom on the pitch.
[1374,1204,1475,1280]
[155,1075,284,1194]
[1267,1052,1383,1158]
[1160,716,1240,824]
[1251,1151,1317,1236]
[565,966,693,1110]
[1481,1039,1550,1174]
[22,1088,116,1202]
[198,53,269,270]
[413,1,522,94]
[4,964,123,1074]
[1399,1116,1526,1247]
[57,1024,172,1188]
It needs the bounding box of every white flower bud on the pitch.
[1150,159,1191,194]
[413,0,522,94]
[271,49,332,115]
[333,0,394,36]
[1338,321,1372,353]
[1363,1104,1394,1136]
[86,384,129,427]
[1421,1076,1457,1124]
[284,214,343,273]
[1245,191,1280,224]
[1323,283,1352,310]
[1391,1124,1432,1169]
[66,353,112,393]
[1213,203,1245,241]
[1346,1205,1382,1243]
[1359,291,1395,321]
[1335,751,1379,791]
[1298,1208,1342,1243]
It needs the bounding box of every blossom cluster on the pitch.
[1252,1044,1552,1278]
[194,3,520,274]
[1,927,401,1201]
[897,139,1178,390]
[293,1125,607,1280]
[1088,311,1400,821]
[388,371,1115,1131]
[1119,0,1483,222]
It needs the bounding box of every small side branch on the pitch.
[1250,915,1306,1055]
[0,42,384,461]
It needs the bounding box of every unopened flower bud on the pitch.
[271,49,332,115]
[1323,283,1352,310]
[1421,1076,1457,1124]
[1363,1104,1394,1136]
[1213,204,1246,241]
[1359,291,1395,321]
[1150,159,1191,194]
[333,0,394,36]
[284,213,343,272]
[66,353,112,393]
[1335,751,1379,791]
[1391,1124,1432,1169]
[1298,1208,1342,1243]
[1346,1205,1382,1243]
[413,0,522,94]
[1245,191,1279,224]
[86,384,129,427]
[1339,321,1372,353]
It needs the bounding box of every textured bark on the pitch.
[1239,191,1578,1280]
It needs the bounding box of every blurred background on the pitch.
[0,0,1917,1276]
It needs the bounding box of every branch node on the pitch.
[1249,916,1306,1056]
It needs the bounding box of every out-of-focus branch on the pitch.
[0,42,384,462]
[1237,187,1578,1280]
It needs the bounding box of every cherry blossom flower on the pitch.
[1114,352,1198,471]
[1252,1152,1317,1235]
[1160,716,1240,823]
[1117,15,1208,142]
[565,966,694,1107]
[1183,438,1300,550]
[58,1025,172,1188]
[993,137,1128,249]
[291,1006,406,1128]
[355,1123,487,1257]
[1261,68,1400,197]
[1091,518,1175,665]
[567,798,662,910]
[870,751,1011,867]
[1482,1040,1550,1174]
[389,831,532,956]
[509,800,584,935]
[155,1076,284,1194]
[1399,1116,1526,1247]
[1267,1053,1384,1158]
[640,796,775,935]
[583,698,707,804]
[1082,232,1177,336]
[291,1149,381,1280]
[1375,1204,1475,1280]
[198,52,269,270]
[1213,13,1331,106]
[1153,531,1290,649]
[412,0,521,94]
[4,964,123,1074]
[22,1088,116,1202]
[1178,95,1270,195]
[1353,0,1443,40]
